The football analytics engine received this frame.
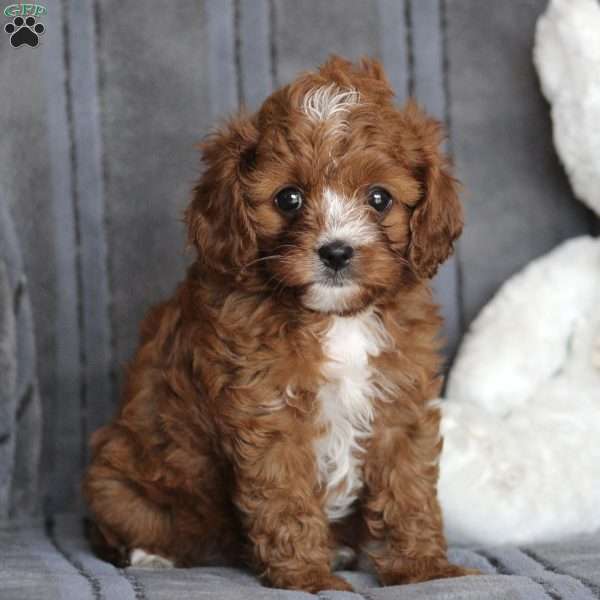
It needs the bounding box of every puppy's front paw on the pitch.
[331,545,357,571]
[271,572,354,592]
[379,558,480,586]
[311,574,354,592]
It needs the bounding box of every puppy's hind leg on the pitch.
[86,517,174,568]
[83,442,177,567]
[85,470,178,566]
[129,548,174,569]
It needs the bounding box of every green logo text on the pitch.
[4,3,46,18]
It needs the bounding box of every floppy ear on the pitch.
[185,114,259,276]
[405,105,463,279]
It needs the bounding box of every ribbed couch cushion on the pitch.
[2,514,600,600]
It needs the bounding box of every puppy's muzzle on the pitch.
[318,240,354,271]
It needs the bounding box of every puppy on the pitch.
[84,56,475,592]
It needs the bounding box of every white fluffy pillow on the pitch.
[534,0,600,216]
[439,237,600,546]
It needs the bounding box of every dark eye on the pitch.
[368,187,393,213]
[274,187,303,214]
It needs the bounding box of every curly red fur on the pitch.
[83,56,475,592]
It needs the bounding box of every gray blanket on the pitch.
[2,514,599,600]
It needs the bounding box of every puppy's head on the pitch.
[186,56,462,315]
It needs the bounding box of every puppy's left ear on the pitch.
[405,104,463,279]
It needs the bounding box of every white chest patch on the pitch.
[314,309,393,520]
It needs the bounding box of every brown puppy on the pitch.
[83,56,474,592]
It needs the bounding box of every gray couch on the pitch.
[2,1,599,598]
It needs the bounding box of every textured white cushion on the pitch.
[439,236,600,545]
[534,0,600,217]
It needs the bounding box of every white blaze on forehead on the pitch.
[301,84,360,123]
[322,188,376,246]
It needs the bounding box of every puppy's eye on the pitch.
[368,187,393,213]
[274,187,304,214]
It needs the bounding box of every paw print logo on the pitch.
[4,15,45,47]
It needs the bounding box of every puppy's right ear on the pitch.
[185,114,259,275]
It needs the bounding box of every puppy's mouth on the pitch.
[303,262,371,313]
[303,280,362,313]
[317,269,355,288]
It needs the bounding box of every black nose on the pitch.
[318,241,354,271]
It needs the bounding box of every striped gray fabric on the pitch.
[65,0,113,465]
[0,201,42,520]
[2,5,599,600]
[2,514,600,600]
[2,0,595,514]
